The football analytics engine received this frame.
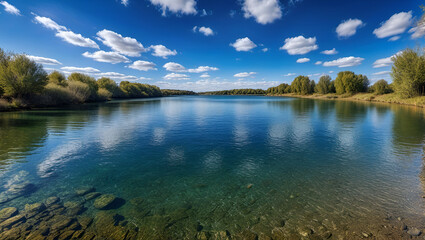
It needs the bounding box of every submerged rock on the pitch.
[64,201,84,216]
[24,202,46,218]
[75,187,95,196]
[45,196,60,206]
[247,184,253,189]
[84,192,101,201]
[298,227,313,237]
[0,207,18,221]
[0,214,25,229]
[94,194,118,210]
[407,227,421,236]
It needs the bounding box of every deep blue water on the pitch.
[0,96,425,238]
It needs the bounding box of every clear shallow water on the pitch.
[1,96,425,239]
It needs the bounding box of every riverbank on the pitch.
[270,93,425,109]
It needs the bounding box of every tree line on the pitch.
[200,89,266,95]
[0,48,195,110]
[266,48,425,99]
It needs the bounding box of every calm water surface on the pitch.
[1,96,425,239]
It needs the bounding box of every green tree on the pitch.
[371,79,391,95]
[334,71,369,94]
[48,71,67,87]
[315,75,332,94]
[0,49,10,96]
[0,54,47,98]
[391,48,425,98]
[97,77,118,96]
[291,75,314,95]
[68,73,98,100]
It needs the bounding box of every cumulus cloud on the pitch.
[26,55,62,65]
[315,61,323,65]
[280,36,318,55]
[33,14,99,49]
[163,62,186,72]
[262,48,269,52]
[296,58,310,63]
[128,60,157,71]
[96,29,146,57]
[321,48,338,55]
[234,72,256,78]
[96,72,148,81]
[372,71,391,76]
[149,0,197,16]
[1,1,20,15]
[373,11,413,39]
[372,51,402,68]
[60,66,100,73]
[149,45,177,59]
[323,56,364,68]
[193,26,214,36]
[82,51,130,64]
[164,73,190,80]
[230,37,257,51]
[284,73,296,77]
[242,0,282,25]
[336,19,364,38]
[121,0,129,6]
[163,62,218,73]
[200,73,210,78]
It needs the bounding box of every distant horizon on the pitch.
[1,0,424,92]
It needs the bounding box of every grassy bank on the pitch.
[270,93,425,108]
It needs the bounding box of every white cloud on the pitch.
[242,0,282,25]
[121,0,129,6]
[188,66,219,73]
[164,73,190,80]
[234,72,256,78]
[284,73,296,77]
[230,37,257,51]
[193,26,214,36]
[33,14,99,49]
[372,51,402,68]
[321,48,338,55]
[409,21,425,39]
[280,36,318,55]
[96,29,146,57]
[296,58,310,63]
[149,45,177,59]
[33,15,66,31]
[61,66,100,73]
[200,73,210,78]
[315,61,323,65]
[373,11,413,38]
[96,72,149,81]
[55,31,99,48]
[163,62,218,73]
[336,19,364,38]
[0,1,20,15]
[388,36,401,41]
[82,51,130,64]
[323,56,364,68]
[149,0,197,16]
[262,48,269,52]
[163,62,186,72]
[372,71,391,76]
[128,60,157,71]
[26,55,62,65]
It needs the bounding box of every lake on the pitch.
[0,96,425,239]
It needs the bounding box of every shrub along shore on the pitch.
[0,48,195,111]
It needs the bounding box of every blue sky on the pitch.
[0,0,424,91]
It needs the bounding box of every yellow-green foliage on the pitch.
[97,88,113,101]
[267,83,290,94]
[334,71,369,95]
[97,77,118,96]
[0,54,47,98]
[68,73,98,101]
[119,81,162,98]
[314,75,334,94]
[371,79,392,95]
[48,71,67,87]
[291,75,314,95]
[66,80,91,103]
[391,48,425,98]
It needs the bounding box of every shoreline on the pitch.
[268,93,425,109]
